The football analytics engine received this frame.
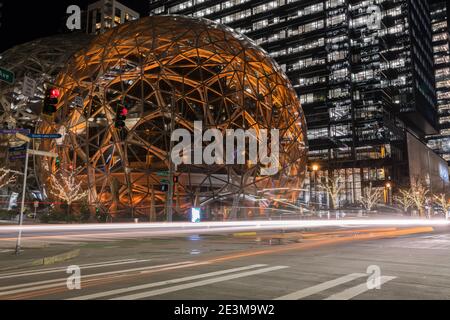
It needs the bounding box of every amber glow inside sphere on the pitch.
[39,16,307,217]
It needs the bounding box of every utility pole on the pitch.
[14,132,58,254]
[166,91,176,222]
[15,141,30,255]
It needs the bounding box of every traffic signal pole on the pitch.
[166,92,176,222]
[15,142,30,255]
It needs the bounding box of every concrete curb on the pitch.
[43,249,81,266]
[233,232,257,237]
[0,249,81,272]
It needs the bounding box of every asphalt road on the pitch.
[0,219,448,248]
[0,227,450,300]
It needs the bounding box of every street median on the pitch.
[0,249,80,271]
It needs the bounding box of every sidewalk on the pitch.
[0,245,81,271]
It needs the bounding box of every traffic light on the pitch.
[55,157,61,169]
[43,88,60,115]
[115,104,128,129]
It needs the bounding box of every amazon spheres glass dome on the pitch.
[36,16,307,220]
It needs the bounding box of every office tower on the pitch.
[428,0,450,164]
[149,0,446,205]
[87,0,140,34]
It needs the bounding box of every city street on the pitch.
[0,224,449,300]
[0,0,450,308]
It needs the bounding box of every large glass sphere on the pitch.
[38,16,307,219]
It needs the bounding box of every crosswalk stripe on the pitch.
[0,259,151,280]
[0,261,200,296]
[70,264,268,300]
[112,265,289,300]
[324,276,397,300]
[274,273,367,300]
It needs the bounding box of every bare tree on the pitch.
[395,189,414,214]
[0,168,20,189]
[318,175,344,210]
[360,182,383,212]
[50,169,88,216]
[433,193,450,219]
[408,178,429,218]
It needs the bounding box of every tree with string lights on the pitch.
[49,168,88,218]
[360,182,383,213]
[0,167,20,190]
[433,193,450,220]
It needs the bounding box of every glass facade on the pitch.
[427,0,450,164]
[149,0,440,207]
[87,0,140,34]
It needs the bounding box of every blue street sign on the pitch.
[0,129,30,135]
[9,154,26,161]
[28,134,62,139]
[9,145,27,152]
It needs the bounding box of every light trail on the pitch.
[0,219,449,237]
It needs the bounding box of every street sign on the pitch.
[29,134,62,139]
[9,145,27,152]
[0,67,14,85]
[27,149,58,158]
[9,154,27,161]
[0,129,30,135]
[16,132,31,143]
[22,76,37,97]
[191,208,201,223]
[157,171,170,177]
[56,127,66,146]
[161,179,170,184]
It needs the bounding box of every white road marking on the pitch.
[274,273,367,300]
[325,276,397,300]
[0,259,136,277]
[0,261,202,296]
[0,259,151,280]
[113,265,289,300]
[70,264,268,300]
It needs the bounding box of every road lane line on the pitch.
[274,273,367,300]
[324,276,397,300]
[70,264,268,300]
[0,259,136,277]
[0,261,198,296]
[112,266,289,300]
[0,259,152,280]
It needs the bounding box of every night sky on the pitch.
[0,0,150,52]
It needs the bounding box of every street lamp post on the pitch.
[385,182,392,205]
[310,164,320,210]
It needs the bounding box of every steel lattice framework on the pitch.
[0,34,91,130]
[0,34,91,196]
[38,16,307,219]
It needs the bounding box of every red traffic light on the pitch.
[120,107,128,116]
[49,88,60,99]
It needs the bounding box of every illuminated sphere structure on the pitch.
[38,16,307,219]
